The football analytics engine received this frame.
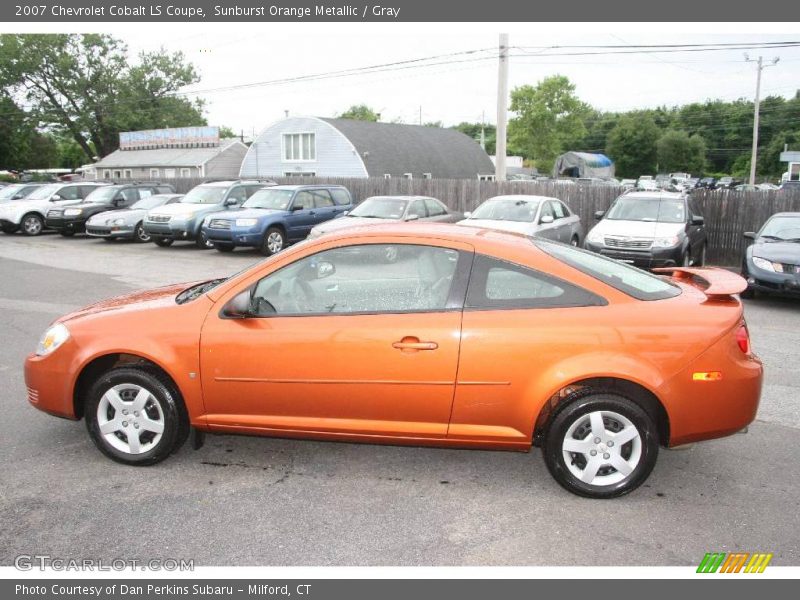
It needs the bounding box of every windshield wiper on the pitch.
[176,278,227,304]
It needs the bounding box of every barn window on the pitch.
[403,173,413,180]
[384,174,391,179]
[423,173,432,179]
[478,174,496,181]
[150,168,160,178]
[283,133,316,161]
[180,168,191,178]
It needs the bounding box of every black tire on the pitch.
[543,392,659,499]
[134,222,150,243]
[20,213,44,236]
[0,224,18,234]
[681,249,691,267]
[59,230,75,237]
[85,367,189,466]
[570,235,579,247]
[740,262,756,299]
[154,237,173,247]
[103,237,117,242]
[260,227,285,256]
[696,244,707,267]
[195,230,214,249]
[214,243,235,253]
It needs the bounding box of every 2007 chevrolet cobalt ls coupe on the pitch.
[25,224,762,498]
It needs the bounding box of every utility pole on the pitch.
[745,54,780,185]
[495,33,509,182]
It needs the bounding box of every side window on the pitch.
[292,191,313,210]
[245,185,263,198]
[139,189,154,199]
[540,202,555,222]
[226,186,247,204]
[57,186,80,201]
[330,189,352,206]
[250,245,461,316]
[119,188,139,203]
[407,200,427,219]
[552,202,567,219]
[466,255,604,310]
[312,189,335,208]
[424,198,447,217]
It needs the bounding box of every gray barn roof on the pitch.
[92,138,245,169]
[319,118,495,179]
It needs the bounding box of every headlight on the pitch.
[586,228,604,244]
[752,256,783,273]
[652,236,680,248]
[235,218,258,227]
[35,323,70,356]
[112,218,125,226]
[64,208,82,217]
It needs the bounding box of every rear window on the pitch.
[534,240,681,301]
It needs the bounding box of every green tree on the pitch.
[452,122,496,155]
[338,104,380,121]
[605,113,661,177]
[0,34,204,161]
[759,130,800,180]
[656,130,706,174]
[507,75,590,171]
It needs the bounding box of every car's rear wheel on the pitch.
[154,238,173,247]
[85,367,188,466]
[134,222,150,243]
[21,213,44,236]
[1,224,17,234]
[60,231,75,237]
[214,243,235,253]
[261,227,285,256]
[543,392,659,498]
[681,250,691,267]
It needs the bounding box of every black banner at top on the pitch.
[1,0,795,22]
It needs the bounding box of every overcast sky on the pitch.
[112,28,800,136]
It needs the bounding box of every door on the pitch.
[535,201,560,240]
[309,189,338,224]
[686,198,705,262]
[550,200,570,243]
[407,199,428,221]
[423,198,451,223]
[200,243,469,438]
[284,190,318,240]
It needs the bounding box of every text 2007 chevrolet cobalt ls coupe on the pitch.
[25,224,762,498]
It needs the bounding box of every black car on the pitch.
[584,192,708,269]
[45,183,175,236]
[741,212,800,298]
[696,177,717,190]
[779,180,800,191]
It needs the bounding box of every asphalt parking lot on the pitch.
[1,233,799,566]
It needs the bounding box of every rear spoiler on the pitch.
[652,267,747,297]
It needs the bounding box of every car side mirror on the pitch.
[691,216,705,226]
[594,210,605,220]
[743,231,756,240]
[405,214,420,221]
[291,204,305,211]
[224,198,239,206]
[463,211,472,219]
[223,290,253,319]
[51,194,62,201]
[540,215,554,224]
[12,194,24,200]
[342,210,349,216]
[316,261,336,279]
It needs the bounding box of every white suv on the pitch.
[0,182,108,236]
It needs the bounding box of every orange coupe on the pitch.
[25,224,763,498]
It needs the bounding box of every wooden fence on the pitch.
[136,176,800,267]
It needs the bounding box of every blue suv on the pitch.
[202,184,353,255]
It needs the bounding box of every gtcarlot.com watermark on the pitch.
[15,554,194,571]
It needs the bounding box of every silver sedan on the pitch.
[86,194,183,242]
[457,195,584,245]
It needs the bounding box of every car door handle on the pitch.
[392,337,438,352]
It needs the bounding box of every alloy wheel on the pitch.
[135,223,151,243]
[561,410,642,486]
[22,215,43,236]
[96,384,165,455]
[267,231,284,254]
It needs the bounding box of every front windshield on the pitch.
[471,198,541,222]
[181,185,227,205]
[83,187,120,204]
[760,216,800,241]
[26,184,60,200]
[132,195,171,210]
[243,189,294,210]
[605,197,685,223]
[350,197,409,219]
[0,184,25,200]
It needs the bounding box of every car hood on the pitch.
[750,240,800,263]
[57,282,203,324]
[63,202,115,213]
[207,207,289,220]
[87,208,145,225]
[457,219,534,235]
[315,216,400,234]
[148,203,219,218]
[590,219,684,238]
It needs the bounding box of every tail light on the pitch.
[736,322,751,355]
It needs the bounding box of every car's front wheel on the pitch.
[543,392,659,498]
[195,230,214,249]
[153,237,173,247]
[134,222,150,243]
[85,367,189,466]
[21,213,44,236]
[214,243,235,253]
[261,227,285,256]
